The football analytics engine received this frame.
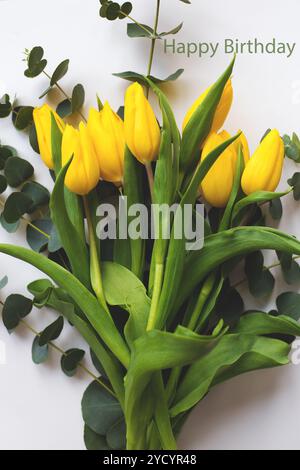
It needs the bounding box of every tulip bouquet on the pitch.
[1,0,300,451]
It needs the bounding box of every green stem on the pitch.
[146,0,161,98]
[83,196,109,313]
[147,263,164,331]
[188,273,216,331]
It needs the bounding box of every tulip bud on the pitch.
[241,129,284,195]
[200,130,249,208]
[33,103,65,169]
[183,79,233,133]
[61,123,100,195]
[124,82,161,164]
[87,102,125,184]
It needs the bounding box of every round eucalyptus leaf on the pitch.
[0,276,8,290]
[72,84,85,113]
[12,106,34,130]
[0,175,7,194]
[216,282,244,327]
[38,316,64,346]
[28,46,44,69]
[119,2,132,18]
[3,192,33,223]
[25,59,47,78]
[245,251,275,298]
[29,124,40,154]
[61,348,85,377]
[21,181,50,213]
[48,225,62,253]
[0,213,20,233]
[288,172,300,200]
[0,145,17,170]
[106,3,120,20]
[276,292,300,320]
[0,94,12,118]
[84,425,110,450]
[26,218,51,252]
[81,380,123,435]
[2,294,33,331]
[32,336,49,364]
[269,198,282,220]
[4,157,34,187]
[106,419,126,450]
[50,59,69,86]
[56,99,72,118]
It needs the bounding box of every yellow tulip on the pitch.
[33,103,65,169]
[124,82,161,164]
[200,130,249,208]
[87,103,125,184]
[61,123,100,195]
[241,129,284,195]
[183,79,233,133]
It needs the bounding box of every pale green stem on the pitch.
[147,263,164,331]
[83,196,109,314]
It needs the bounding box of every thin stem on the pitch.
[147,263,164,331]
[146,163,154,199]
[0,199,50,239]
[83,196,109,313]
[42,70,87,122]
[146,0,161,98]
[188,273,215,331]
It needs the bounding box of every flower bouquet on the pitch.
[1,0,300,451]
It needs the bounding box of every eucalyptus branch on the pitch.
[0,298,115,397]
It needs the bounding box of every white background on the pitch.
[0,0,300,450]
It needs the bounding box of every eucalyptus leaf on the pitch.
[4,157,34,188]
[12,106,34,130]
[0,94,12,118]
[3,192,33,223]
[2,294,32,331]
[61,348,85,377]
[32,336,49,364]
[38,316,64,346]
[84,425,110,450]
[50,59,69,86]
[276,292,300,320]
[72,84,85,113]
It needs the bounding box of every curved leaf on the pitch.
[232,189,290,223]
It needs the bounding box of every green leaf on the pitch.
[38,316,64,346]
[56,99,72,119]
[32,336,49,364]
[0,94,12,118]
[234,312,300,336]
[0,213,20,233]
[232,190,289,223]
[288,172,300,200]
[0,276,8,289]
[50,59,69,86]
[269,198,283,220]
[29,124,39,153]
[245,251,275,298]
[4,157,34,187]
[102,262,150,344]
[277,252,300,285]
[178,226,300,310]
[106,2,121,21]
[159,23,183,37]
[181,57,235,171]
[82,381,123,435]
[106,419,126,450]
[283,134,300,162]
[127,23,153,38]
[25,47,47,78]
[50,161,90,288]
[3,192,33,223]
[171,333,291,417]
[215,281,244,327]
[26,218,51,252]
[72,84,85,113]
[61,348,85,377]
[21,181,50,213]
[0,175,7,194]
[125,326,224,449]
[0,145,17,170]
[2,294,32,331]
[276,292,300,320]
[119,2,132,18]
[122,147,146,279]
[113,69,184,85]
[12,106,34,130]
[84,425,110,450]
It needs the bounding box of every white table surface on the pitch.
[1,0,300,450]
